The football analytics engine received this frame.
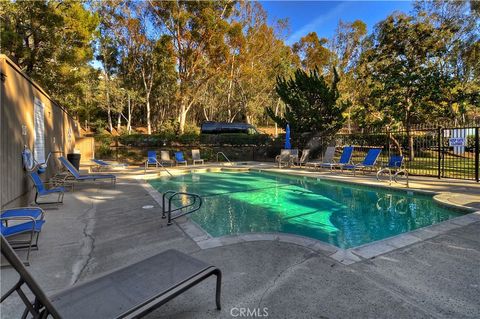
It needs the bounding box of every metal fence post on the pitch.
[437,126,442,179]
[475,127,479,182]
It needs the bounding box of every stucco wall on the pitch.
[0,55,80,208]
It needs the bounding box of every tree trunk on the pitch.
[274,98,280,137]
[127,94,132,134]
[146,94,152,135]
[107,90,113,133]
[117,113,121,132]
[179,101,187,134]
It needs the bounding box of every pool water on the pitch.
[149,171,464,248]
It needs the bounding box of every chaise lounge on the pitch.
[0,235,222,318]
[59,156,116,185]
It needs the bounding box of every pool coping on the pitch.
[138,165,480,265]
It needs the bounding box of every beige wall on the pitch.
[0,55,80,208]
[76,137,95,163]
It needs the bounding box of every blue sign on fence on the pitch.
[449,138,466,147]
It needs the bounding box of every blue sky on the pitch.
[261,1,414,44]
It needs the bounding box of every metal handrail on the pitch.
[145,159,173,176]
[376,166,409,187]
[162,191,203,225]
[216,152,231,163]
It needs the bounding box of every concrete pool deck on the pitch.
[1,164,480,318]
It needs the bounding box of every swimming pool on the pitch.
[149,171,465,249]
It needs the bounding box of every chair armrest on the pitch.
[1,207,45,220]
[1,216,37,226]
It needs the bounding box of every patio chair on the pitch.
[192,149,204,165]
[342,148,382,175]
[145,150,161,169]
[91,159,128,171]
[318,146,354,171]
[160,151,174,166]
[275,149,293,168]
[305,146,336,168]
[294,149,310,166]
[290,149,299,164]
[28,171,65,205]
[1,207,45,264]
[0,235,222,318]
[59,157,116,185]
[175,151,188,166]
[377,155,406,183]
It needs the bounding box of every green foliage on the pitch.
[267,68,346,143]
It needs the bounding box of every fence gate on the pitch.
[440,126,479,181]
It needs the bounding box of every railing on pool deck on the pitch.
[144,159,173,177]
[162,191,203,225]
[376,167,409,187]
[216,152,231,163]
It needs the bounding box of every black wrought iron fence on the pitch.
[317,123,479,181]
[97,122,479,182]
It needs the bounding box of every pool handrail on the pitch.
[216,152,231,163]
[162,191,203,225]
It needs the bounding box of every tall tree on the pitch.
[359,13,463,160]
[1,0,99,109]
[330,19,367,132]
[148,0,235,134]
[292,32,334,73]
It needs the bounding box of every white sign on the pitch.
[33,97,46,164]
[449,137,466,147]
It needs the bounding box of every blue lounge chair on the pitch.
[175,151,188,166]
[29,171,65,204]
[59,157,116,185]
[91,159,127,171]
[342,148,382,175]
[319,146,354,171]
[377,155,406,183]
[145,150,160,169]
[1,207,45,263]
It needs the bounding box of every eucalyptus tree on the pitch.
[292,32,334,73]
[330,20,367,132]
[147,0,236,134]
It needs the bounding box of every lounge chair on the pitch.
[59,157,116,185]
[91,159,127,171]
[1,207,45,263]
[175,151,188,166]
[192,149,204,165]
[160,151,174,166]
[377,155,406,182]
[1,235,222,318]
[342,148,382,175]
[319,146,354,171]
[28,171,65,205]
[294,149,310,166]
[275,149,293,168]
[305,146,336,168]
[145,150,161,169]
[290,149,299,164]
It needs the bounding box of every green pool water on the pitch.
[149,171,465,248]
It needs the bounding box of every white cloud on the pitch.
[286,2,350,45]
